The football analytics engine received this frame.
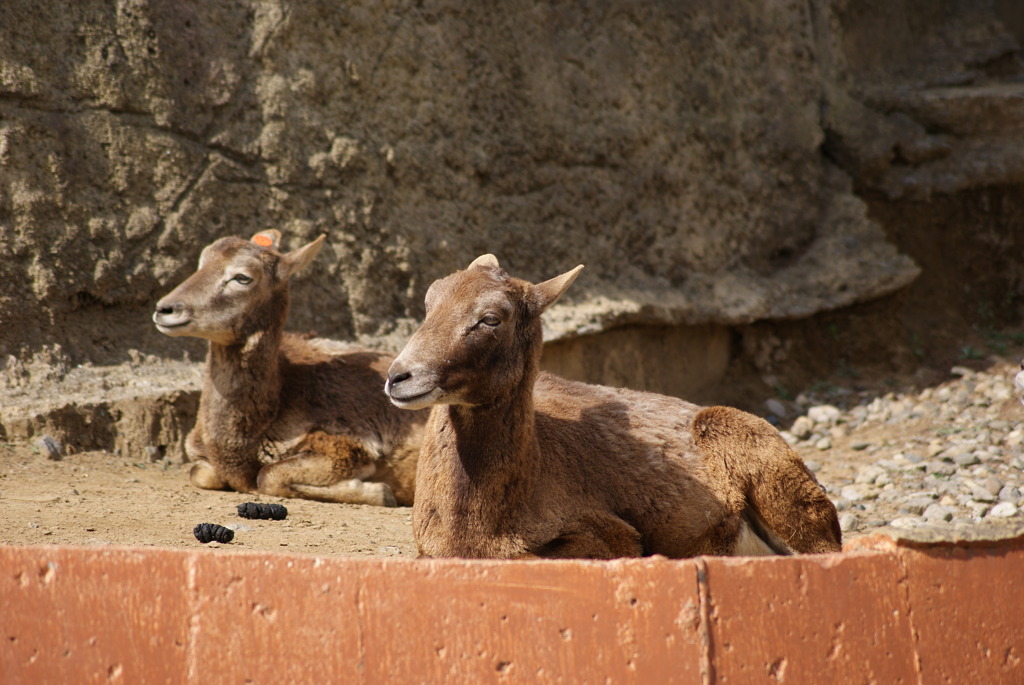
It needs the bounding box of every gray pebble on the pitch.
[999,486,1021,504]
[840,485,865,501]
[926,461,956,476]
[923,504,954,522]
[855,466,886,485]
[838,513,859,532]
[890,516,927,529]
[37,435,63,460]
[982,477,1003,496]
[989,502,1019,518]
[952,452,980,467]
[765,398,788,418]
[807,405,841,426]
[809,363,1023,535]
[968,502,990,517]
[790,416,814,440]
[968,484,997,503]
[900,496,937,516]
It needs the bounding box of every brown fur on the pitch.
[692,406,842,554]
[386,255,841,557]
[154,230,425,506]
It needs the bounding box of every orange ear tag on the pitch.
[252,234,274,247]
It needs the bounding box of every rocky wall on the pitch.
[0,0,929,366]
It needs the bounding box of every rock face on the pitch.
[2,0,968,364]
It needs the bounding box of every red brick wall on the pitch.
[2,536,1022,683]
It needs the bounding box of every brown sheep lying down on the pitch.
[154,230,425,506]
[386,254,841,559]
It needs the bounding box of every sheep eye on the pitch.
[232,274,253,285]
[480,315,500,327]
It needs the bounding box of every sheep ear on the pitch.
[532,265,583,312]
[251,229,282,250]
[278,235,326,280]
[468,254,499,270]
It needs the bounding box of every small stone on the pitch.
[807,405,841,426]
[988,502,1019,518]
[952,452,980,467]
[803,460,821,473]
[983,477,1003,496]
[901,496,936,516]
[968,502,990,518]
[37,435,63,461]
[877,488,903,502]
[999,486,1021,504]
[925,461,956,476]
[890,516,926,529]
[851,441,870,451]
[923,503,954,522]
[765,398,787,418]
[840,485,865,501]
[855,466,886,485]
[815,437,832,451]
[968,484,997,503]
[790,416,814,440]
[831,498,851,512]
[838,513,859,532]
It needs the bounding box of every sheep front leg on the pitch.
[292,478,397,507]
[184,427,225,490]
[188,460,230,491]
[533,514,644,559]
[255,432,396,506]
[185,428,252,492]
[257,457,396,506]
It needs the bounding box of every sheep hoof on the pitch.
[189,461,229,490]
[291,480,398,507]
[365,482,398,507]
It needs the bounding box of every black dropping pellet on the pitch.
[236,502,288,520]
[193,522,234,544]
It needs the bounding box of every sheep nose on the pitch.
[387,370,412,387]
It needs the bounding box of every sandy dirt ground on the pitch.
[0,444,417,557]
[2,357,1022,558]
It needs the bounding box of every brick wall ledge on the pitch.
[3,532,1023,683]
